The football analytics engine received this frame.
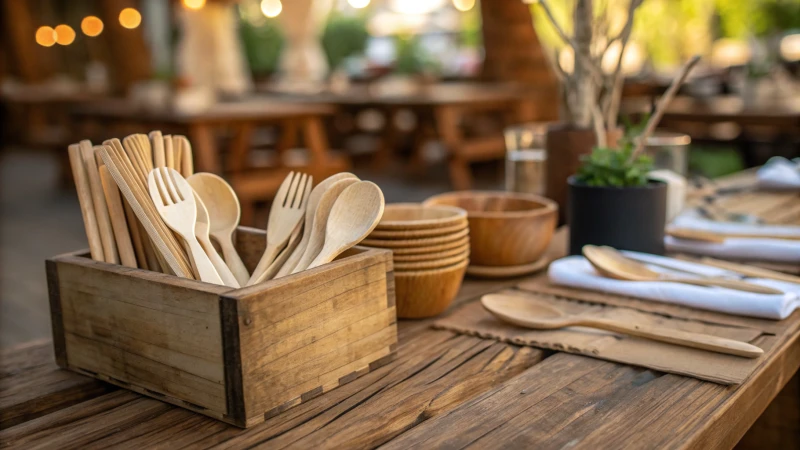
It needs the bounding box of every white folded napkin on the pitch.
[672,210,800,238]
[758,157,800,190]
[666,211,800,262]
[548,253,800,320]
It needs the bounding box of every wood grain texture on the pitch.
[4,172,798,448]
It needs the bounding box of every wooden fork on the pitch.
[148,167,223,285]
[247,172,312,286]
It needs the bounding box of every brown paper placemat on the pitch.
[433,291,774,385]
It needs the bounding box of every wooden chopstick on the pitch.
[79,141,119,264]
[177,135,194,177]
[99,164,137,268]
[150,131,166,168]
[68,144,104,261]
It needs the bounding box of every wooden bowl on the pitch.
[376,203,467,230]
[368,221,468,239]
[361,228,469,249]
[392,243,470,262]
[393,249,469,271]
[394,259,469,319]
[377,236,470,255]
[423,191,557,266]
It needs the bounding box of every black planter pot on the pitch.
[568,176,667,255]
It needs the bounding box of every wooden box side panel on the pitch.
[50,255,231,415]
[232,249,398,425]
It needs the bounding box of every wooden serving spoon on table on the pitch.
[187,173,250,286]
[288,177,361,275]
[481,294,763,358]
[667,227,800,242]
[305,181,385,270]
[248,172,312,285]
[192,192,240,288]
[276,172,360,277]
[582,245,783,295]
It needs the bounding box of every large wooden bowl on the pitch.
[377,203,467,230]
[394,259,468,319]
[423,191,557,266]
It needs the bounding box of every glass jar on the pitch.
[504,123,549,196]
[644,132,691,176]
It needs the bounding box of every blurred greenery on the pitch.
[531,0,800,70]
[394,34,438,74]
[239,17,283,76]
[321,12,370,70]
[459,6,483,49]
[688,146,745,178]
[576,142,654,187]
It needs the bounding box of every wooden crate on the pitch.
[46,226,397,428]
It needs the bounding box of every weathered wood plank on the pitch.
[0,340,115,430]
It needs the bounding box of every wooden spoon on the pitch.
[193,192,240,288]
[668,227,800,242]
[582,245,783,295]
[305,181,385,271]
[288,177,361,275]
[187,173,249,286]
[276,172,359,277]
[481,293,763,358]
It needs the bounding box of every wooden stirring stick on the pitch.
[79,141,119,264]
[99,165,137,268]
[68,144,104,261]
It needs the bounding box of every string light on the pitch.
[348,0,370,8]
[54,24,76,45]
[452,0,475,11]
[81,16,104,37]
[35,26,57,47]
[119,7,142,29]
[260,0,282,18]
[183,0,206,10]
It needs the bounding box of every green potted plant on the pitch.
[567,56,700,255]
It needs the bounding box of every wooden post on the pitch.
[97,0,152,93]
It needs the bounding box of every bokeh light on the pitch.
[119,8,142,29]
[54,24,76,45]
[81,16,104,37]
[452,0,475,11]
[780,34,800,62]
[183,0,206,10]
[260,0,282,17]
[35,26,57,47]
[348,0,370,8]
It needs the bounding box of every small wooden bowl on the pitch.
[361,228,469,249]
[395,259,469,319]
[423,191,557,267]
[392,243,470,262]
[376,203,467,230]
[380,236,470,255]
[369,221,468,239]
[393,249,469,271]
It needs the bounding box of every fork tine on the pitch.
[148,169,166,208]
[274,172,294,208]
[294,174,312,209]
[169,168,194,204]
[151,168,170,206]
[285,172,302,207]
[289,173,306,208]
[162,167,182,203]
[299,175,313,209]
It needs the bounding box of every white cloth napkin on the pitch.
[666,211,800,262]
[548,253,800,320]
[758,157,800,190]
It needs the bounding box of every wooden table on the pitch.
[71,98,348,224]
[2,173,800,449]
[622,95,800,165]
[269,82,554,189]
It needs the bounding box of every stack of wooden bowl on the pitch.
[361,203,469,319]
[424,191,558,278]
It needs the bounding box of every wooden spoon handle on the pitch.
[199,236,240,288]
[664,276,783,295]
[216,237,250,287]
[581,318,763,358]
[698,257,800,285]
[183,235,223,285]
[248,244,282,286]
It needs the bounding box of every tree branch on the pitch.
[537,0,604,84]
[628,55,701,163]
[603,0,644,126]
